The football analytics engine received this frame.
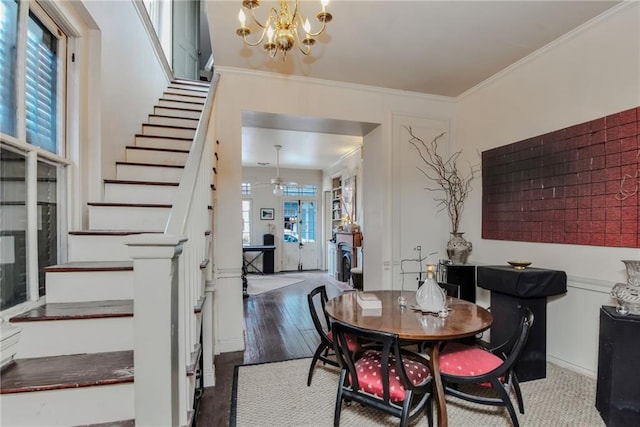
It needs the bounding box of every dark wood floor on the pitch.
[194,271,348,426]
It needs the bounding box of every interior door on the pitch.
[172,0,199,80]
[282,200,318,271]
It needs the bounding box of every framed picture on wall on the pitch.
[260,208,274,220]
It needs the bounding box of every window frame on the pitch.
[0,0,71,315]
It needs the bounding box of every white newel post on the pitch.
[127,234,188,426]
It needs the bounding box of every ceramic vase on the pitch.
[611,260,640,315]
[447,232,472,264]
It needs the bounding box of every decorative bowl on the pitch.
[508,260,532,270]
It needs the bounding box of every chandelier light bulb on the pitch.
[238,9,246,26]
[267,26,274,43]
[303,18,311,34]
[273,185,284,196]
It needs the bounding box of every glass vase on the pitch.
[416,265,447,315]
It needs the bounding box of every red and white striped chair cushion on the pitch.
[439,342,504,387]
[353,349,431,402]
[327,331,359,352]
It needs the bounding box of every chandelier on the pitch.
[236,0,332,60]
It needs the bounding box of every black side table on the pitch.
[444,264,476,303]
[596,306,640,426]
[477,265,567,382]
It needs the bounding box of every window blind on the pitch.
[25,11,57,153]
[0,0,18,137]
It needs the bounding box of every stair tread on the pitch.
[158,97,205,105]
[69,230,162,236]
[142,123,197,130]
[116,161,185,168]
[155,105,203,113]
[0,350,133,394]
[80,420,135,427]
[45,261,133,272]
[134,133,193,141]
[149,114,199,122]
[104,179,179,186]
[88,202,172,208]
[172,78,210,87]
[125,145,190,154]
[9,300,133,323]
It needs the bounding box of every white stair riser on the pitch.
[142,124,195,139]
[116,163,183,182]
[125,147,188,166]
[158,99,204,110]
[0,383,133,426]
[135,135,192,151]
[15,317,132,358]
[165,88,207,98]
[161,93,206,104]
[168,84,208,93]
[154,106,202,119]
[68,234,133,262]
[89,205,170,232]
[149,115,199,128]
[46,270,133,303]
[104,182,177,204]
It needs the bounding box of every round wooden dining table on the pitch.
[325,290,493,427]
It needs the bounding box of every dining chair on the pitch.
[332,320,433,427]
[306,285,360,386]
[438,306,534,427]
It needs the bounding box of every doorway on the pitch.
[281,200,317,271]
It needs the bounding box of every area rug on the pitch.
[246,275,305,295]
[230,357,605,426]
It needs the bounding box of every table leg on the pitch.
[429,341,447,427]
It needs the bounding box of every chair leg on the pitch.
[399,391,412,427]
[334,371,346,427]
[307,343,327,386]
[492,378,519,427]
[511,372,525,414]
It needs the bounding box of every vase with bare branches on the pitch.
[406,126,480,264]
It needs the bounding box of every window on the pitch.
[0,0,67,312]
[242,200,251,245]
[283,185,317,197]
[283,200,316,243]
[241,182,251,195]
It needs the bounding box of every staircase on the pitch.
[0,78,212,426]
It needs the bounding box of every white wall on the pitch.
[455,3,640,376]
[82,0,170,189]
[214,69,455,351]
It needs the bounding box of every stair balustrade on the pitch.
[126,74,219,426]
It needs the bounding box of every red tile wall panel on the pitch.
[482,107,640,248]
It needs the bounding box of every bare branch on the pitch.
[406,126,480,233]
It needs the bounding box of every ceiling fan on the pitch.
[268,144,297,196]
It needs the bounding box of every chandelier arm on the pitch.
[247,5,275,29]
[241,24,270,47]
[303,18,327,37]
[293,27,311,55]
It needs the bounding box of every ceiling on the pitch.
[207,0,620,169]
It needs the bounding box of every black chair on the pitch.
[306,285,360,386]
[332,320,433,427]
[438,306,534,427]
